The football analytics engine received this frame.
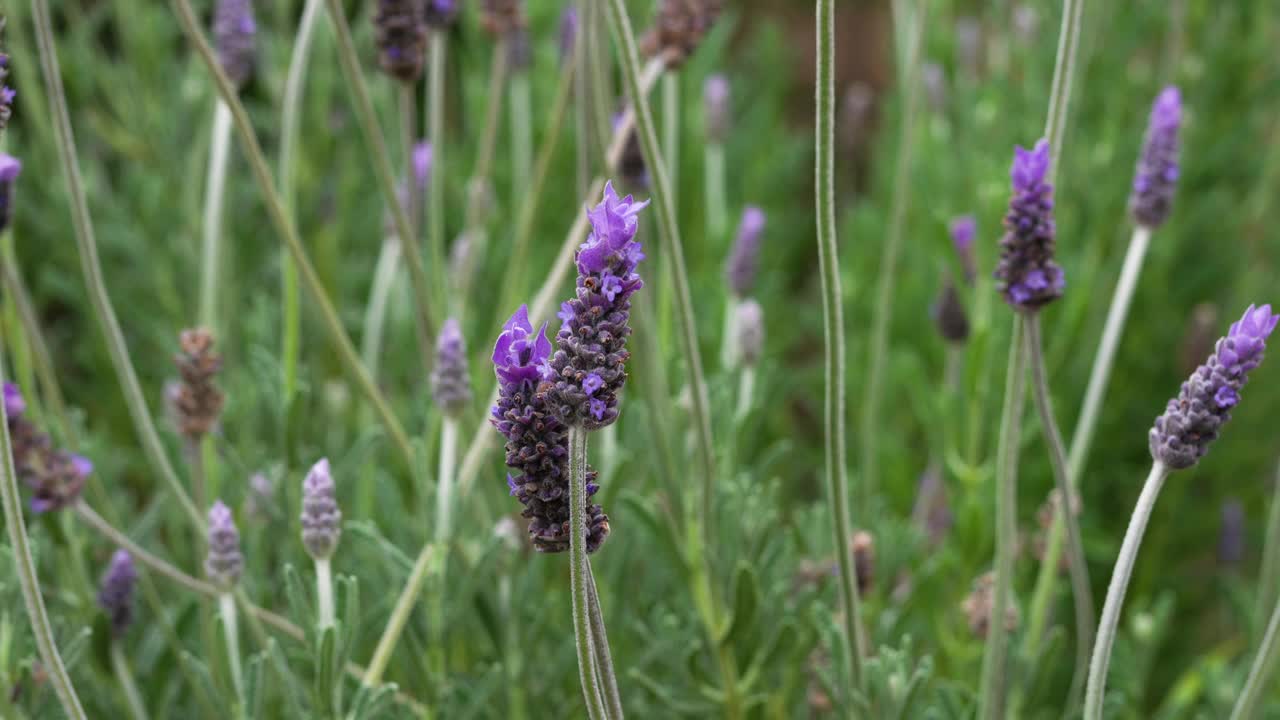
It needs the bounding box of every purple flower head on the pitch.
[98,550,138,638]
[0,153,21,234]
[5,383,89,513]
[578,182,649,276]
[205,500,244,589]
[492,305,553,386]
[3,382,25,417]
[214,0,256,89]
[994,140,1064,311]
[300,458,342,559]
[1130,86,1182,229]
[374,0,428,83]
[950,215,977,284]
[704,74,731,143]
[559,7,578,65]
[424,0,460,28]
[726,206,766,297]
[413,141,432,191]
[1150,304,1279,469]
[432,317,472,415]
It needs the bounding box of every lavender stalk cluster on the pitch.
[431,318,472,417]
[300,458,342,560]
[490,306,609,553]
[1129,86,1182,229]
[725,206,766,298]
[4,383,92,513]
[205,500,244,589]
[0,152,21,234]
[97,550,137,638]
[1150,304,1278,470]
[547,182,649,429]
[994,140,1064,311]
[213,0,256,89]
[374,0,428,83]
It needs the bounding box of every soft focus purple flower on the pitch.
[559,7,578,65]
[726,206,766,298]
[1130,86,1182,229]
[950,215,978,284]
[431,318,472,416]
[301,458,342,560]
[839,82,875,152]
[4,383,90,513]
[413,141,432,192]
[955,17,982,75]
[932,276,969,344]
[994,140,1064,310]
[243,471,275,519]
[205,500,244,589]
[98,550,138,638]
[1219,499,1245,566]
[548,182,648,429]
[922,62,947,111]
[214,0,256,89]
[1150,304,1279,469]
[704,73,730,143]
[736,298,764,366]
[3,381,25,417]
[0,152,21,234]
[374,0,428,83]
[0,50,13,130]
[506,25,532,71]
[424,0,460,29]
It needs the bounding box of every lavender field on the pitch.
[0,0,1278,718]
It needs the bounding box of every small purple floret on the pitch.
[431,317,472,416]
[726,206,766,297]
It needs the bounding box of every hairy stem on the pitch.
[1084,462,1169,720]
[111,642,151,720]
[662,73,680,218]
[219,592,246,711]
[315,556,335,630]
[1257,461,1280,634]
[1044,0,1087,184]
[200,101,232,331]
[1232,585,1280,720]
[568,427,608,719]
[362,543,436,687]
[428,31,447,309]
[360,236,402,378]
[587,566,624,719]
[0,258,75,446]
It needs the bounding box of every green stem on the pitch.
[399,84,419,234]
[587,566,625,719]
[978,315,1027,720]
[510,71,533,208]
[1084,462,1169,720]
[200,101,232,331]
[704,142,727,242]
[1044,0,1087,185]
[184,438,207,512]
[662,73,679,217]
[219,592,246,713]
[0,257,76,447]
[859,0,923,504]
[362,543,436,687]
[360,236,401,379]
[37,0,204,530]
[170,0,419,480]
[568,427,609,720]
[426,417,458,678]
[1231,585,1280,720]
[585,0,614,164]
[1257,461,1280,634]
[428,31,447,308]
[315,556,335,630]
[1023,313,1094,711]
[110,642,150,720]
[815,0,866,695]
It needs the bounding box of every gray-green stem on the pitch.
[1084,462,1169,720]
[815,0,867,694]
[1024,313,1094,711]
[1231,584,1280,720]
[662,73,679,218]
[568,426,608,720]
[200,101,233,331]
[219,592,246,713]
[1257,460,1280,634]
[0,257,75,447]
[428,31,447,308]
[587,566,624,719]
[111,642,151,720]
[978,315,1027,720]
[362,541,436,688]
[1044,0,1087,184]
[510,71,533,209]
[704,142,727,242]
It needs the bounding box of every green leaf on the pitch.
[268,638,309,719]
[723,562,760,649]
[179,651,226,719]
[282,563,314,633]
[245,648,268,720]
[314,624,338,716]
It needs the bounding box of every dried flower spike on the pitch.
[481,0,524,39]
[4,382,91,513]
[614,112,648,190]
[641,0,724,69]
[301,458,342,560]
[725,206,766,298]
[963,571,1020,638]
[172,328,225,440]
[548,182,649,429]
[97,550,137,638]
[932,277,969,344]
[1130,86,1182,229]
[704,74,730,143]
[431,318,472,416]
[205,500,244,589]
[0,152,21,234]
[1150,304,1278,470]
[374,0,428,83]
[214,0,257,89]
[850,531,875,595]
[736,298,764,367]
[994,140,1064,311]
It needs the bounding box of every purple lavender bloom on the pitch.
[1130,86,1182,229]
[1150,305,1279,469]
[300,458,342,560]
[726,206,766,298]
[0,153,21,234]
[704,74,730,143]
[994,140,1064,311]
[214,0,256,89]
[98,550,138,638]
[413,141,432,192]
[559,7,578,65]
[3,381,25,417]
[491,306,610,553]
[374,0,428,83]
[548,182,649,429]
[736,298,764,366]
[424,0,460,29]
[205,500,244,589]
[950,215,978,285]
[4,383,90,513]
[431,317,472,416]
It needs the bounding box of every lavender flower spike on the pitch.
[5,383,91,513]
[374,0,428,83]
[431,318,472,416]
[205,500,244,589]
[301,458,342,560]
[1130,86,1182,229]
[549,182,649,429]
[1150,304,1279,470]
[726,206,767,298]
[994,140,1064,311]
[491,306,610,553]
[413,141,432,192]
[558,7,578,66]
[98,550,138,638]
[704,74,730,143]
[214,0,256,89]
[950,214,977,284]
[0,153,21,234]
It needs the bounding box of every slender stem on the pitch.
[0,257,76,446]
[315,556,335,630]
[568,426,608,720]
[587,566,624,719]
[1231,587,1280,720]
[1084,462,1170,720]
[322,0,438,348]
[219,592,246,711]
[1025,226,1151,656]
[735,366,755,422]
[575,6,591,199]
[978,315,1027,720]
[360,236,402,377]
[399,84,419,234]
[662,73,679,218]
[363,542,436,686]
[466,42,510,233]
[585,0,614,164]
[184,438,207,511]
[110,642,150,720]
[705,143,727,242]
[720,295,738,370]
[427,417,458,679]
[428,31,447,307]
[1043,0,1087,184]
[436,418,458,540]
[0,352,86,718]
[510,72,533,208]
[37,0,203,531]
[604,0,716,538]
[815,0,866,694]
[200,101,233,331]
[170,0,420,479]
[1257,461,1280,633]
[859,0,923,504]
[1024,313,1095,710]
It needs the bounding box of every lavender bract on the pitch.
[994,140,1064,311]
[301,458,342,560]
[374,0,428,83]
[0,152,21,234]
[547,182,649,429]
[491,306,609,553]
[1129,86,1182,229]
[725,206,766,298]
[214,0,256,89]
[4,383,91,513]
[704,74,730,143]
[1150,304,1278,470]
[205,500,244,589]
[431,318,472,416]
[98,550,137,638]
